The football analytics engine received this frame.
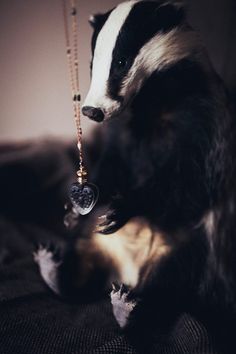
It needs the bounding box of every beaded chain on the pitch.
[62,0,99,222]
[62,0,87,184]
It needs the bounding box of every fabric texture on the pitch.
[0,139,220,353]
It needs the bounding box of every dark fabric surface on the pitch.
[0,139,219,353]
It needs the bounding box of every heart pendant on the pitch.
[69,182,99,215]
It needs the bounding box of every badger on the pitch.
[34,0,236,348]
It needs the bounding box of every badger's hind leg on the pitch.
[33,243,82,298]
[111,283,138,328]
[105,220,171,328]
[34,238,116,300]
[33,244,63,295]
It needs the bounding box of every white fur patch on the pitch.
[110,286,137,328]
[120,28,199,98]
[89,15,96,25]
[33,246,62,294]
[202,210,216,252]
[203,210,216,237]
[83,1,138,117]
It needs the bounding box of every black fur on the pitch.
[108,1,185,101]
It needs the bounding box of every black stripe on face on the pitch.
[108,1,185,101]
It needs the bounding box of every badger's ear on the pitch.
[160,0,186,8]
[88,12,110,29]
[155,0,186,28]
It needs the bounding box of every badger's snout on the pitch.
[82,106,104,122]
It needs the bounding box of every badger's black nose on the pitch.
[82,106,104,122]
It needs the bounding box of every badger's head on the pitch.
[82,0,196,122]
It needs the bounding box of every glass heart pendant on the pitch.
[69,181,99,215]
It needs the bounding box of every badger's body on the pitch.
[35,0,236,350]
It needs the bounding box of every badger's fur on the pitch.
[35,0,236,350]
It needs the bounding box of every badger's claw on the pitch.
[95,210,123,234]
[95,197,133,235]
[96,207,130,234]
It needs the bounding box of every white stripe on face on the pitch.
[83,0,138,117]
[120,28,199,98]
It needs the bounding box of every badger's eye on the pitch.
[117,58,127,69]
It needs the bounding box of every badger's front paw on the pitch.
[110,283,137,328]
[96,199,130,235]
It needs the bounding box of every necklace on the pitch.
[62,0,99,227]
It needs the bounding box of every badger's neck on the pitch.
[115,56,232,229]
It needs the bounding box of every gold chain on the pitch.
[62,0,87,184]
